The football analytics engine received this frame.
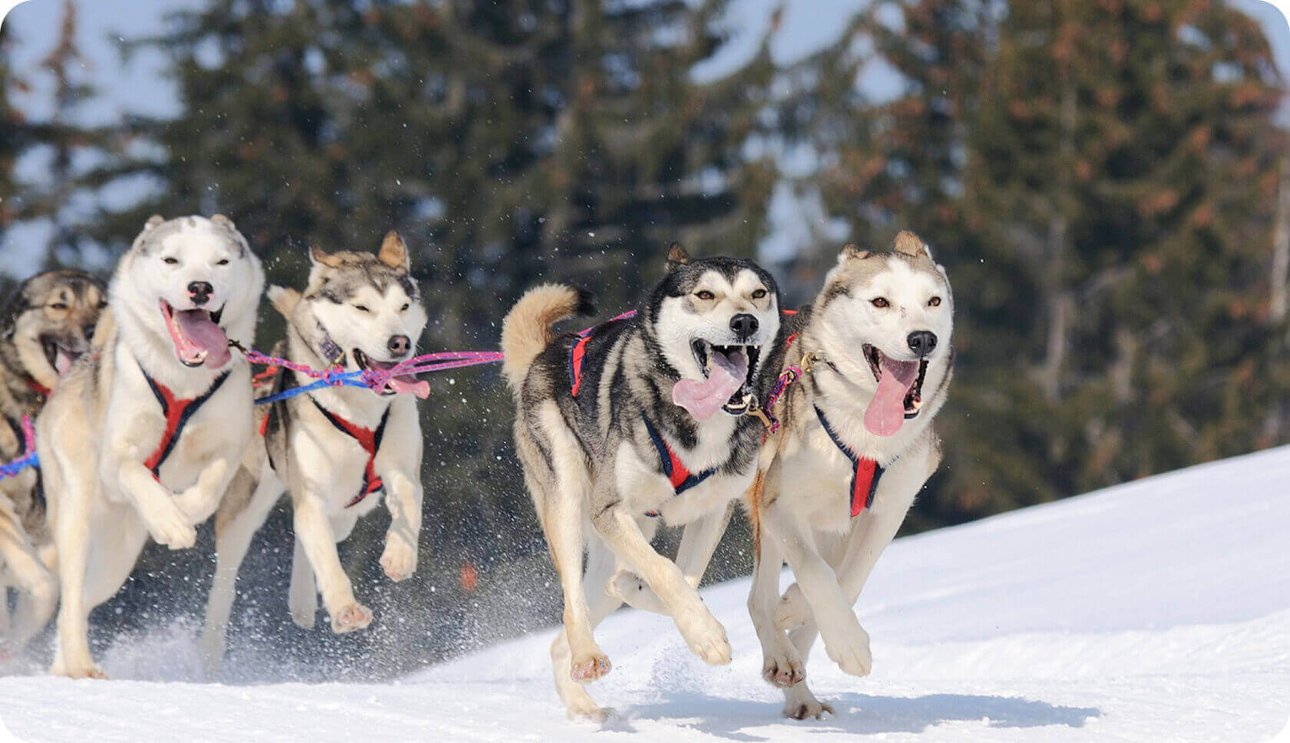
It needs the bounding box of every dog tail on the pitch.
[501,284,594,392]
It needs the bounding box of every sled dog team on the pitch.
[0,214,954,721]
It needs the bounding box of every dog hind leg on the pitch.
[287,535,318,629]
[550,536,624,720]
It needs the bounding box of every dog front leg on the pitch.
[115,459,197,550]
[762,500,872,678]
[610,505,731,615]
[379,469,422,583]
[590,463,731,666]
[173,452,240,525]
[0,516,57,654]
[292,495,371,634]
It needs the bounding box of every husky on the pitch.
[36,214,264,678]
[0,270,105,653]
[501,244,785,719]
[199,232,428,672]
[747,231,954,719]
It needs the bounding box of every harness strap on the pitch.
[311,399,391,508]
[642,416,716,496]
[24,376,51,398]
[814,406,883,517]
[569,311,637,397]
[142,368,231,479]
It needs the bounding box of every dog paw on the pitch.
[783,691,834,721]
[144,509,197,551]
[291,604,317,630]
[607,570,667,614]
[823,622,872,677]
[570,652,612,682]
[566,701,616,723]
[379,539,417,582]
[329,603,373,634]
[675,605,732,666]
[51,657,107,680]
[775,583,811,630]
[762,639,806,688]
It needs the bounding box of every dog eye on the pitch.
[928,296,941,307]
[400,303,410,312]
[163,257,179,265]
[695,290,715,301]
[216,258,229,266]
[871,297,890,308]
[354,304,370,313]
[49,302,68,310]
[751,288,767,299]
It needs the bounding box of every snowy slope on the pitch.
[3,447,1290,742]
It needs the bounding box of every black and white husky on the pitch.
[501,245,786,719]
[37,214,264,678]
[748,231,955,718]
[200,232,428,673]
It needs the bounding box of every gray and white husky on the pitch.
[501,245,785,719]
[37,214,264,678]
[748,231,954,718]
[200,232,428,673]
[0,269,105,654]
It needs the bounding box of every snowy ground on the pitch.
[3,447,1290,741]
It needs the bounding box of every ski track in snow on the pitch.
[3,447,1290,741]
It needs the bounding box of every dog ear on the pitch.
[666,242,690,270]
[267,285,302,318]
[210,214,236,231]
[893,231,929,258]
[144,214,165,231]
[309,244,343,269]
[839,243,872,262]
[377,231,410,271]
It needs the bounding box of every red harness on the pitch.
[814,406,884,517]
[24,376,51,398]
[141,368,230,479]
[312,399,390,508]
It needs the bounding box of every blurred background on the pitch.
[1,0,1287,679]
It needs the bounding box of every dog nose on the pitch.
[907,330,937,358]
[730,313,759,341]
[387,335,411,357]
[187,281,213,306]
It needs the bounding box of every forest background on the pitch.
[2,0,1287,677]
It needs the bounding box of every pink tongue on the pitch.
[387,376,430,399]
[175,309,231,368]
[864,356,919,436]
[672,348,747,421]
[55,349,75,375]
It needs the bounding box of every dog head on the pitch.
[116,214,264,370]
[811,231,953,436]
[2,270,106,391]
[291,231,429,396]
[647,243,781,419]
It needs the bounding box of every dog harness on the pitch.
[568,311,636,397]
[311,398,390,508]
[642,415,717,495]
[141,368,230,478]
[814,406,884,517]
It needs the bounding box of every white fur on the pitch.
[37,215,264,679]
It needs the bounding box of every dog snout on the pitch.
[387,334,411,358]
[907,330,937,358]
[729,313,759,342]
[187,281,214,306]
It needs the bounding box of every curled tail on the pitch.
[500,284,594,392]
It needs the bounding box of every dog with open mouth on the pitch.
[199,233,429,674]
[746,231,954,719]
[501,244,786,720]
[0,269,105,655]
[36,214,264,678]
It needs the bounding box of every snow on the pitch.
[3,444,1290,741]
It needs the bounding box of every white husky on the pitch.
[748,231,954,718]
[37,214,264,678]
[200,233,428,673]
